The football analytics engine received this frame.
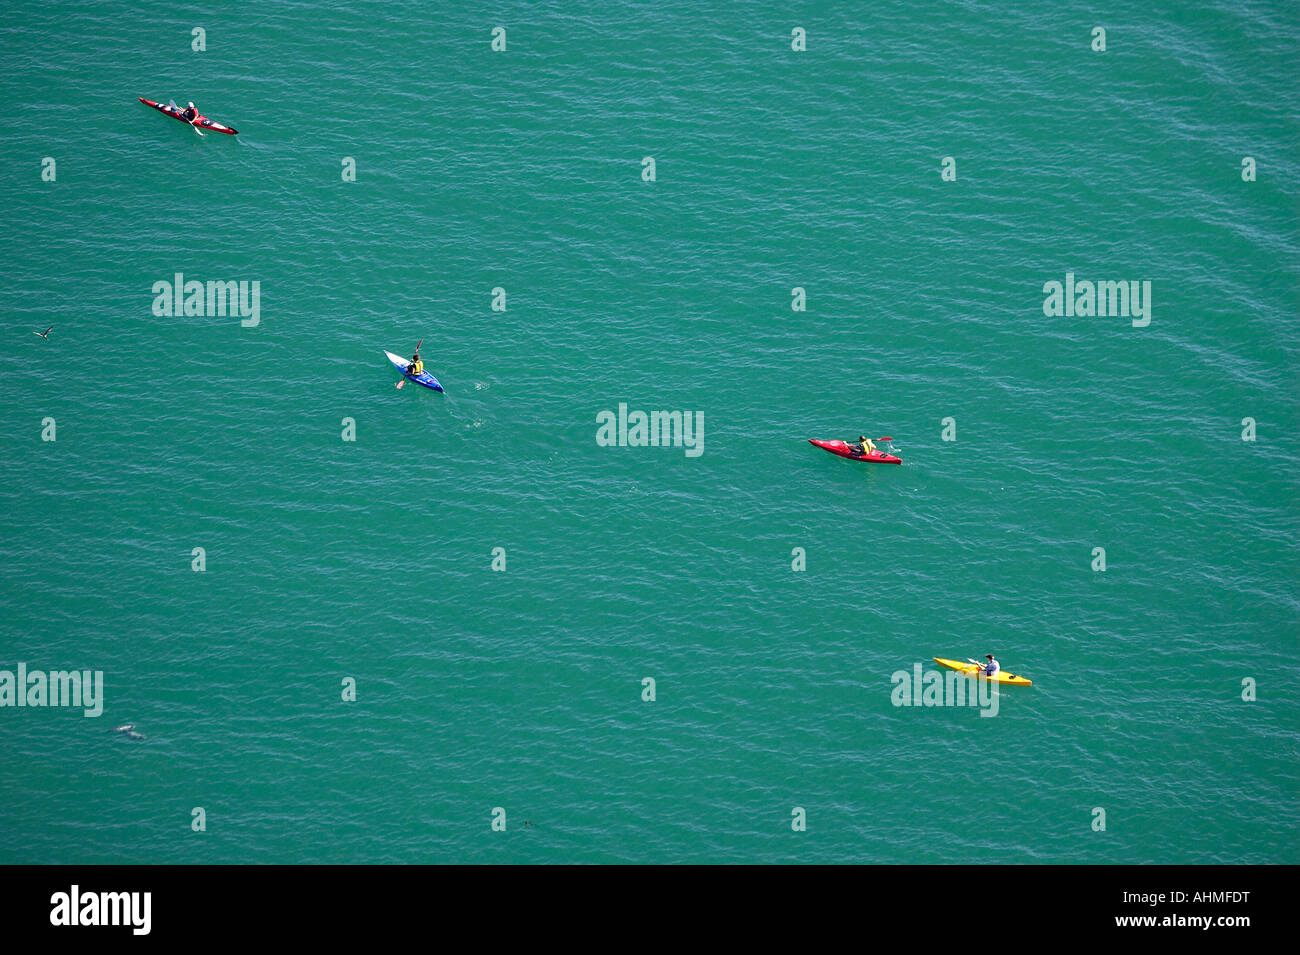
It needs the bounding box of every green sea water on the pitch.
[1,0,1298,864]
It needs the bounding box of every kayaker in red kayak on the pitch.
[181,102,198,121]
[857,435,877,455]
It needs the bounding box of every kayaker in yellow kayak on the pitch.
[857,435,876,455]
[405,350,424,376]
[980,654,1000,676]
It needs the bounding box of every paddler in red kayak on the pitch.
[180,101,199,121]
[857,435,877,455]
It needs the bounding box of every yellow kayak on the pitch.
[933,657,1032,687]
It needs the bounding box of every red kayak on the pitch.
[138,97,238,135]
[808,439,902,465]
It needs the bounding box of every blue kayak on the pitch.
[384,350,443,392]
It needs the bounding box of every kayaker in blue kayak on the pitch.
[405,350,424,377]
[980,654,1000,676]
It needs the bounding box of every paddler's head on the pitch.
[986,654,995,660]
[188,102,195,109]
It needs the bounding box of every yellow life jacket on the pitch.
[411,360,424,375]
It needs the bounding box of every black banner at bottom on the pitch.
[1,864,1284,941]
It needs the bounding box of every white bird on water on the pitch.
[33,326,52,339]
[114,724,145,740]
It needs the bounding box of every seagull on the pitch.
[113,723,145,740]
[33,326,52,339]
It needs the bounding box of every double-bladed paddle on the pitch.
[395,338,423,389]
[169,99,204,137]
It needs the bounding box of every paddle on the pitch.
[966,657,1023,681]
[169,99,204,137]
[853,437,893,455]
[395,338,423,389]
